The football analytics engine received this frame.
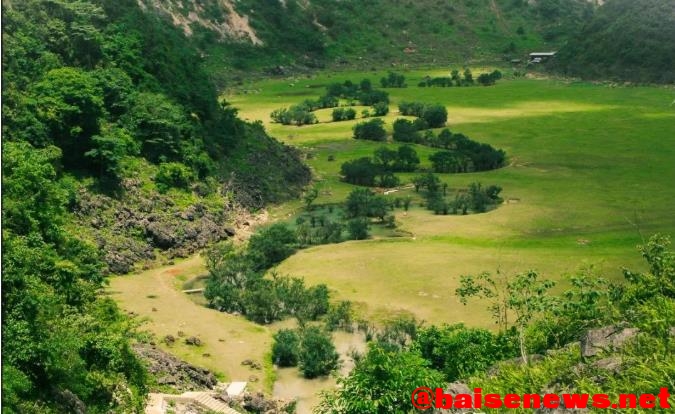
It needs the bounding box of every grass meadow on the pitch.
[230,69,675,325]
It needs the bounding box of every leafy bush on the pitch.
[392,118,421,143]
[422,104,448,128]
[372,101,389,116]
[155,162,194,192]
[340,157,379,186]
[332,107,356,122]
[353,118,387,141]
[272,329,301,367]
[414,324,518,381]
[247,223,298,271]
[347,218,370,240]
[398,101,426,117]
[271,105,318,125]
[380,71,406,88]
[299,327,340,378]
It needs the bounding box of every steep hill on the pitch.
[138,0,599,81]
[1,0,309,411]
[552,0,675,83]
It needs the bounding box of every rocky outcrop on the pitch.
[75,185,236,274]
[133,344,217,392]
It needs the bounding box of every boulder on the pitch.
[580,326,639,358]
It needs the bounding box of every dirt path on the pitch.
[108,254,273,389]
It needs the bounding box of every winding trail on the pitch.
[108,255,273,388]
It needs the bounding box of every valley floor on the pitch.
[111,69,675,413]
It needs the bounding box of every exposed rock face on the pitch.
[75,185,236,274]
[133,344,217,392]
[580,326,639,358]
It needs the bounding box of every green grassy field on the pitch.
[230,69,675,325]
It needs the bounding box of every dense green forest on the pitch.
[1,0,309,411]
[553,0,675,83]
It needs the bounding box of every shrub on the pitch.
[380,71,406,88]
[398,101,426,117]
[372,102,389,116]
[392,119,420,143]
[247,223,298,270]
[422,104,448,128]
[155,162,194,192]
[299,327,339,378]
[353,118,387,141]
[347,217,370,240]
[340,157,379,186]
[271,105,318,125]
[272,329,301,367]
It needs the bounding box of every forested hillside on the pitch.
[553,0,675,83]
[1,0,309,411]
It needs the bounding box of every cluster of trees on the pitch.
[380,71,406,88]
[318,235,675,412]
[272,327,340,378]
[325,78,390,106]
[271,77,392,126]
[203,225,330,324]
[413,174,503,215]
[418,69,503,87]
[353,118,387,141]
[340,145,419,187]
[397,102,448,128]
[331,107,357,122]
[477,70,504,86]
[395,127,506,172]
[270,105,318,126]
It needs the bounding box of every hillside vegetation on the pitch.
[139,0,597,78]
[553,0,675,83]
[2,0,308,411]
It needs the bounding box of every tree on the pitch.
[463,68,474,85]
[422,104,448,128]
[33,67,104,168]
[353,118,387,141]
[299,327,339,378]
[247,223,298,271]
[131,92,188,163]
[360,78,373,92]
[347,218,370,240]
[372,101,389,116]
[272,329,301,367]
[429,151,461,173]
[392,118,419,143]
[456,270,556,364]
[303,187,319,210]
[373,147,399,171]
[380,71,406,88]
[316,343,445,414]
[340,157,379,186]
[395,145,420,172]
